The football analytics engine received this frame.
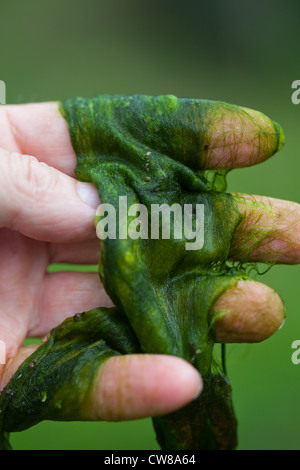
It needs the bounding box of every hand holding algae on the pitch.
[0,94,285,450]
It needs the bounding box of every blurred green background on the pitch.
[1,0,300,450]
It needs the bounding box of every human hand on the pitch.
[0,100,298,424]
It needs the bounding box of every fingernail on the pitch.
[76,182,100,209]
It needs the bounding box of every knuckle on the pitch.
[13,153,57,201]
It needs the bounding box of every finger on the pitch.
[29,272,114,337]
[31,273,285,345]
[49,238,100,264]
[200,103,284,169]
[89,354,203,420]
[210,280,285,343]
[230,194,300,264]
[0,231,103,359]
[0,229,47,359]
[1,102,76,176]
[62,96,284,171]
[1,99,284,173]
[28,271,285,345]
[0,348,203,419]
[0,148,100,243]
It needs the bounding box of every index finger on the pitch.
[0,96,284,176]
[0,102,76,176]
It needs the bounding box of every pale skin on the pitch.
[0,102,299,421]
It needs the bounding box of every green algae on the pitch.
[0,94,284,450]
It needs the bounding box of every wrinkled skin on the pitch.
[0,95,284,450]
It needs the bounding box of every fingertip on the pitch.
[204,103,284,170]
[240,106,284,160]
[211,280,285,343]
[76,181,101,209]
[91,354,203,421]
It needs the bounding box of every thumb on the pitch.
[0,148,100,242]
[0,346,203,420]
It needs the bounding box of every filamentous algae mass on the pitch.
[0,94,284,450]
